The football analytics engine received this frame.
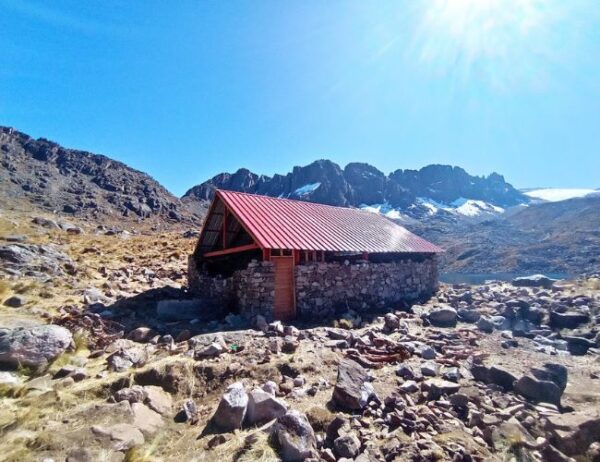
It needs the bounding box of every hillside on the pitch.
[411,196,600,275]
[0,127,200,226]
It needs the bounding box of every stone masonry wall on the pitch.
[188,256,274,318]
[295,256,438,320]
[188,255,438,321]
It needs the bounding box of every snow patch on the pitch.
[524,188,597,202]
[360,203,411,222]
[450,198,504,217]
[292,182,321,197]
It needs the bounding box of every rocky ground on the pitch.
[1,209,599,462]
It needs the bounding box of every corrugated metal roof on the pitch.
[213,189,442,254]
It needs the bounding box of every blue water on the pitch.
[440,272,570,285]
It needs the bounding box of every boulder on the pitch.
[107,345,147,372]
[131,402,164,437]
[91,423,144,450]
[334,434,361,458]
[383,313,400,331]
[550,311,590,329]
[246,388,288,425]
[515,375,562,406]
[3,295,26,308]
[127,327,156,343]
[144,385,173,415]
[212,382,248,432]
[546,411,600,457]
[531,363,568,392]
[0,325,73,367]
[332,359,374,411]
[427,306,457,327]
[564,336,595,356]
[274,410,317,462]
[477,316,495,333]
[488,365,518,391]
[424,378,460,399]
[114,385,148,404]
[512,274,556,289]
[457,308,480,323]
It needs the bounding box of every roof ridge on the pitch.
[216,188,374,214]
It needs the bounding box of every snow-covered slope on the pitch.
[361,197,505,221]
[523,188,598,202]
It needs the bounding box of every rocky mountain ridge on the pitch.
[182,159,527,218]
[0,126,200,225]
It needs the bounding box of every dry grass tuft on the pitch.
[0,280,10,297]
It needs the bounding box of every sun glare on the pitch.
[412,0,562,89]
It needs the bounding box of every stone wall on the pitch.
[188,254,438,321]
[188,256,274,318]
[294,256,438,319]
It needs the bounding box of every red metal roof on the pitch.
[214,189,442,254]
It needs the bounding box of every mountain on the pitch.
[0,127,199,224]
[410,195,600,275]
[182,159,527,218]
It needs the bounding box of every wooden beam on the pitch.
[222,208,228,248]
[203,243,259,258]
[262,248,271,261]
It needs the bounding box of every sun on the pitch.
[411,0,563,89]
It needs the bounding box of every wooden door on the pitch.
[272,256,296,320]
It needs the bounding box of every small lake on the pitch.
[440,272,571,285]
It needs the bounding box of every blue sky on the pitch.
[1,0,598,196]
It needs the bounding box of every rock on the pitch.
[477,316,495,333]
[457,308,480,323]
[156,299,206,321]
[424,378,460,399]
[274,410,317,462]
[282,336,299,353]
[419,345,436,359]
[127,327,157,343]
[53,365,87,382]
[114,385,148,404]
[195,341,226,359]
[0,325,73,367]
[421,361,439,377]
[488,365,518,391]
[131,402,163,436]
[32,217,59,229]
[384,313,400,331]
[400,380,419,393]
[512,274,556,289]
[91,423,145,450]
[144,385,173,415]
[107,345,147,372]
[396,364,417,380]
[332,359,374,411]
[546,411,600,457]
[564,336,595,355]
[83,288,111,305]
[177,399,199,424]
[427,306,457,327]
[212,382,248,432]
[3,295,25,307]
[262,381,279,396]
[531,363,568,391]
[550,311,590,329]
[515,375,562,406]
[0,371,21,385]
[334,434,361,458]
[246,388,288,425]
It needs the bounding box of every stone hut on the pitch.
[188,190,442,321]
